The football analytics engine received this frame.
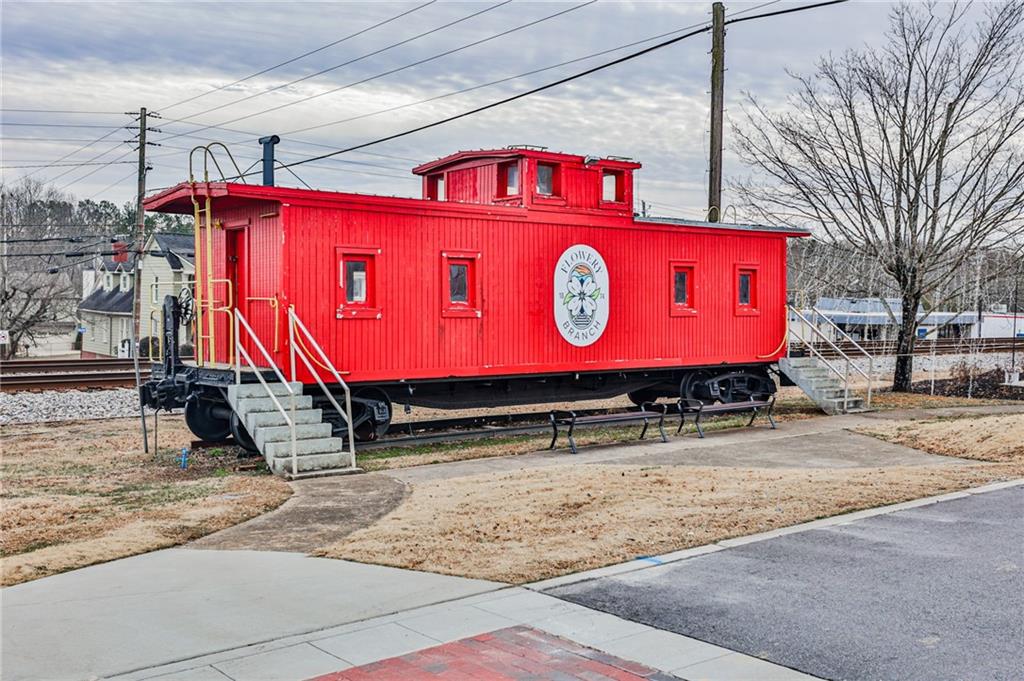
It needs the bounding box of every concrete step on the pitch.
[783,357,819,368]
[812,388,850,400]
[235,394,313,415]
[245,408,324,431]
[268,452,348,476]
[804,377,845,390]
[254,423,333,451]
[264,436,346,459]
[820,397,865,414]
[228,381,303,403]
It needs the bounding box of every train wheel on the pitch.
[352,387,392,441]
[627,390,657,407]
[184,399,231,442]
[230,412,259,454]
[680,371,716,405]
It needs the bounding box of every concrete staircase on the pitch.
[778,356,865,415]
[226,382,353,478]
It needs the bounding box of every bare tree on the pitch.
[733,1,1024,391]
[1,179,85,359]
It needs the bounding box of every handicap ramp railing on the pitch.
[787,304,876,410]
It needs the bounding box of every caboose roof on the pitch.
[412,147,642,175]
[144,181,809,237]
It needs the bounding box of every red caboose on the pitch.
[141,146,806,473]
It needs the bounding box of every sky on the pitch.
[1,0,897,220]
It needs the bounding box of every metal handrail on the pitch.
[810,305,875,408]
[788,305,872,410]
[288,307,357,469]
[234,309,297,477]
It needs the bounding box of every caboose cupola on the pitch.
[412,146,641,215]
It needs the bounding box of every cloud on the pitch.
[2,0,894,216]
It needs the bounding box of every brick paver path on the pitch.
[311,626,680,680]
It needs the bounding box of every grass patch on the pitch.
[0,415,291,585]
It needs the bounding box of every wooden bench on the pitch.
[549,403,668,454]
[677,395,776,438]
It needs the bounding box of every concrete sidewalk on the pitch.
[105,586,819,681]
[1,550,498,681]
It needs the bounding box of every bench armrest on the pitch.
[640,401,668,414]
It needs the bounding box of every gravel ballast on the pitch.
[0,388,145,425]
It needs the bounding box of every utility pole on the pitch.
[131,107,149,453]
[708,1,725,222]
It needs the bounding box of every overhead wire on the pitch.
[172,0,595,136]
[260,0,850,175]
[168,0,514,127]
[159,0,439,113]
[281,14,718,136]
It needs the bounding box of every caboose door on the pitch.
[225,226,250,361]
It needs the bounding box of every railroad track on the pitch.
[807,336,1023,359]
[0,370,148,392]
[2,358,138,373]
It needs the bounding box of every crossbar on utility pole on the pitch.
[132,107,149,454]
[708,1,725,222]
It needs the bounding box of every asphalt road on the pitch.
[549,486,1024,681]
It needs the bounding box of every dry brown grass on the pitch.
[1,416,291,585]
[320,461,1022,584]
[858,413,1024,462]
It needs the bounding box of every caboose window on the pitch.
[427,174,445,201]
[498,162,519,197]
[449,263,468,303]
[670,261,696,316]
[442,250,480,318]
[738,272,751,305]
[602,170,624,203]
[345,260,367,303]
[536,163,556,195]
[735,264,759,315]
[336,247,380,319]
[674,271,689,305]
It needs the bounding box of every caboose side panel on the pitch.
[279,202,788,384]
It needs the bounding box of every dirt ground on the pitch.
[322,407,1023,584]
[320,460,1021,584]
[858,413,1024,462]
[0,416,291,586]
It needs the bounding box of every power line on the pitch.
[21,122,133,180]
[0,122,133,129]
[1,160,136,169]
[87,167,141,200]
[159,0,439,113]
[281,15,716,137]
[57,148,137,191]
[206,0,598,132]
[0,108,127,115]
[164,0,515,134]
[264,0,849,175]
[0,136,127,143]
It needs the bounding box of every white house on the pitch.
[77,232,194,358]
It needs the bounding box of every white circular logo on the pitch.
[554,244,609,346]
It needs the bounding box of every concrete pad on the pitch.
[309,622,438,666]
[615,429,972,469]
[676,652,820,680]
[190,475,408,552]
[594,629,733,672]
[1,549,501,681]
[146,668,232,681]
[211,643,349,681]
[397,603,519,643]
[530,606,654,647]
[472,589,582,622]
